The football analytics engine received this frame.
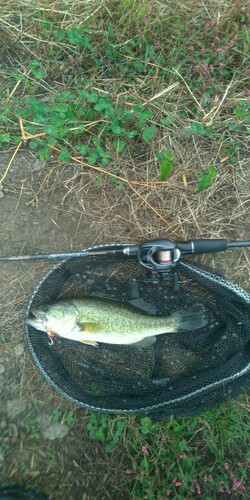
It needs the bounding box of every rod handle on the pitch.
[178,239,228,254]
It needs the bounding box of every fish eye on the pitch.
[42,305,50,313]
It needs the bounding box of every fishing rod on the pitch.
[0,238,249,272]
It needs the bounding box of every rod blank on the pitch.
[227,241,250,248]
[0,248,124,262]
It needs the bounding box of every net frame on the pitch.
[24,244,250,417]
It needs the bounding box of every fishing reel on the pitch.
[123,238,230,272]
[124,239,181,272]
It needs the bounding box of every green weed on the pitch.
[198,166,217,191]
[52,408,77,427]
[64,410,78,427]
[86,400,249,497]
[0,2,249,498]
[156,149,174,181]
[51,408,62,422]
[87,413,127,453]
[0,444,10,457]
[22,417,41,440]
[0,86,157,169]
[1,2,249,191]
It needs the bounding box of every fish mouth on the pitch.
[26,310,46,331]
[29,309,39,319]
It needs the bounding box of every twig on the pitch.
[142,82,179,105]
[203,79,235,124]
[128,182,170,226]
[0,141,22,183]
[6,80,22,103]
[172,68,204,113]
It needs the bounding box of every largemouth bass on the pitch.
[26,298,207,347]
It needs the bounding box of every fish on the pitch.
[26,298,207,347]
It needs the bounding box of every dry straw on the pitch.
[0,0,249,277]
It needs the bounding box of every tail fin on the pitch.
[172,304,207,332]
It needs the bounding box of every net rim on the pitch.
[24,243,250,414]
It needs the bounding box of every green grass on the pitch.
[86,399,249,498]
[0,0,249,189]
[0,0,249,497]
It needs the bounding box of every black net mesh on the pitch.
[25,245,250,418]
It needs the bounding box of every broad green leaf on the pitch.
[133,60,145,73]
[142,126,155,142]
[111,124,124,136]
[58,91,76,101]
[31,67,45,80]
[126,130,138,139]
[133,107,153,120]
[66,28,87,46]
[58,148,72,163]
[38,146,51,161]
[0,114,9,123]
[87,151,99,164]
[94,98,112,112]
[141,416,152,427]
[93,174,104,187]
[191,121,206,135]
[110,176,126,191]
[198,166,217,191]
[229,155,237,164]
[0,133,10,142]
[50,116,65,127]
[89,93,99,104]
[101,157,110,166]
[235,107,246,119]
[114,139,126,153]
[29,139,39,150]
[78,145,88,155]
[28,60,45,80]
[160,115,174,126]
[92,137,101,148]
[71,125,85,135]
[43,124,58,138]
[13,135,21,143]
[160,162,172,180]
[53,103,69,115]
[156,149,174,181]
[55,29,65,41]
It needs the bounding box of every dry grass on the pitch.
[0,2,249,499]
[0,0,249,276]
[0,263,49,330]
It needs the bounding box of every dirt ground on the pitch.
[0,150,136,499]
[0,0,249,497]
[0,59,249,497]
[0,141,249,499]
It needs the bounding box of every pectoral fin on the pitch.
[77,322,102,346]
[80,339,98,347]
